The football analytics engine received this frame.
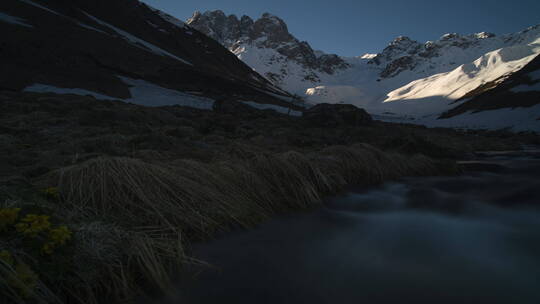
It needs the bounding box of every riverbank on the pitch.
[172,149,540,304]
[1,91,538,303]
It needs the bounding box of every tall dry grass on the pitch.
[27,144,456,303]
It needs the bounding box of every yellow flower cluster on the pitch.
[0,250,39,298]
[1,208,73,299]
[15,214,52,237]
[42,226,72,255]
[0,208,21,231]
[1,208,73,255]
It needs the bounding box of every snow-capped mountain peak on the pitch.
[370,26,540,80]
[187,10,349,92]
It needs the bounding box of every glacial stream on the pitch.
[161,149,540,304]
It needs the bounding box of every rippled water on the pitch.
[159,150,540,304]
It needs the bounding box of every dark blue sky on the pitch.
[142,0,540,56]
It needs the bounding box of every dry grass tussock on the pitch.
[24,144,456,303]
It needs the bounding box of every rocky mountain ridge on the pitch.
[187,10,349,85]
[189,10,539,91]
[370,25,540,79]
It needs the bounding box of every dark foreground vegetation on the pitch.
[1,91,538,303]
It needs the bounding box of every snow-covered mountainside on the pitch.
[434,53,540,131]
[187,10,349,94]
[189,10,540,131]
[0,0,300,110]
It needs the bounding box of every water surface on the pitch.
[162,150,540,304]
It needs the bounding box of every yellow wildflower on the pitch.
[40,226,72,255]
[49,225,72,246]
[0,208,21,231]
[15,214,51,237]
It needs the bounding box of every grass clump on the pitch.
[2,143,458,303]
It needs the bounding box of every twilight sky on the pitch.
[142,0,540,57]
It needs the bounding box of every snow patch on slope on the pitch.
[306,86,366,104]
[24,84,116,100]
[360,54,377,59]
[76,21,109,34]
[17,0,62,16]
[23,78,215,109]
[422,104,540,132]
[82,11,193,65]
[240,101,302,116]
[0,12,32,28]
[119,77,214,108]
[16,0,109,35]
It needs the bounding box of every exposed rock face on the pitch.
[380,56,415,78]
[370,32,503,79]
[187,10,349,78]
[371,36,423,65]
[0,0,297,109]
[303,103,373,127]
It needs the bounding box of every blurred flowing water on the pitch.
[158,149,540,304]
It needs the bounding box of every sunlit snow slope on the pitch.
[382,37,540,116]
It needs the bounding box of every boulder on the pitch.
[302,103,372,127]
